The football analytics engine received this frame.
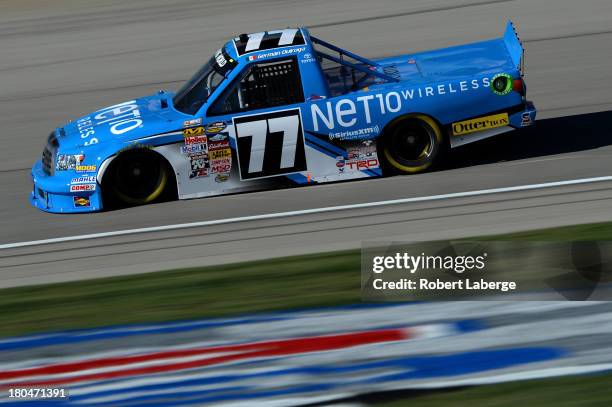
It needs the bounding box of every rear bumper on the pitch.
[30,160,102,213]
[449,101,536,148]
[509,100,537,129]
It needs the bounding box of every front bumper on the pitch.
[30,160,102,213]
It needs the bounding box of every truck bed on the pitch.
[376,21,523,84]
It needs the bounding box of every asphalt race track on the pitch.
[1,0,612,287]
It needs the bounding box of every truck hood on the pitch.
[58,93,183,150]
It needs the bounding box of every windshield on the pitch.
[173,47,237,115]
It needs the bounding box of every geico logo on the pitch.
[346,159,379,170]
[452,113,509,136]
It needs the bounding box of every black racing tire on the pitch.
[380,115,444,174]
[103,149,175,208]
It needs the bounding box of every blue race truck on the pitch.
[32,21,536,213]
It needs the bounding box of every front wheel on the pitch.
[104,149,173,207]
[380,115,444,174]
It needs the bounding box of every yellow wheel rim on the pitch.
[383,115,442,174]
[111,154,169,205]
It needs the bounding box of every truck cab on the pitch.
[168,28,394,200]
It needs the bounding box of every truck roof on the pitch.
[225,28,311,62]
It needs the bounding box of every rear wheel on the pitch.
[104,149,174,207]
[380,115,444,174]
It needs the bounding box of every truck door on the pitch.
[206,57,307,181]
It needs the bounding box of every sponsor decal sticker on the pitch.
[205,122,227,134]
[181,144,207,155]
[183,135,207,145]
[311,77,492,132]
[215,173,230,182]
[452,113,510,136]
[336,156,346,173]
[208,140,230,150]
[348,145,377,160]
[329,125,380,141]
[183,127,205,137]
[56,154,85,171]
[308,94,326,101]
[248,46,305,62]
[210,157,231,174]
[346,158,379,171]
[210,148,232,160]
[214,47,237,75]
[75,165,97,172]
[215,48,228,67]
[71,176,97,184]
[491,73,514,96]
[183,118,202,128]
[189,154,209,179]
[301,53,316,64]
[336,143,380,173]
[93,100,143,136]
[521,112,534,127]
[70,184,96,192]
[73,196,91,207]
[208,132,228,142]
[76,117,96,146]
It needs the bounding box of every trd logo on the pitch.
[346,159,379,170]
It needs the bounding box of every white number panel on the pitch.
[233,108,307,180]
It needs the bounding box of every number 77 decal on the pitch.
[234,29,305,56]
[234,109,307,180]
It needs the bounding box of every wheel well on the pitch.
[379,113,445,144]
[376,113,446,175]
[101,148,178,208]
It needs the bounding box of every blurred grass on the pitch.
[374,373,612,406]
[0,250,361,337]
[489,221,612,241]
[0,221,611,338]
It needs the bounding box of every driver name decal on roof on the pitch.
[248,47,305,61]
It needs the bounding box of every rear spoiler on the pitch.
[503,20,525,74]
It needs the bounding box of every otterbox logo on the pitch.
[452,113,509,136]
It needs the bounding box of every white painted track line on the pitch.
[2,175,612,250]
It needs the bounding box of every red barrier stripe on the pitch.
[1,328,409,387]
